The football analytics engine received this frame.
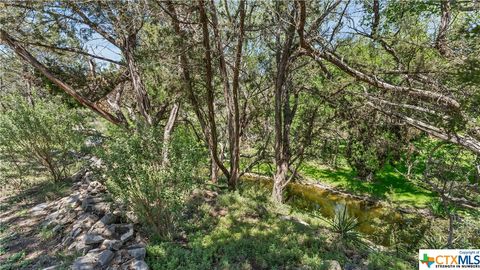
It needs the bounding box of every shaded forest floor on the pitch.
[0,178,77,270]
[3,163,478,270]
[0,173,418,270]
[146,184,416,270]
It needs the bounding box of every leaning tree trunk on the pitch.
[161,102,180,167]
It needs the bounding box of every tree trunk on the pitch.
[271,4,296,203]
[209,0,245,189]
[0,29,123,126]
[161,102,180,167]
[124,43,152,125]
[272,160,289,203]
[447,213,454,248]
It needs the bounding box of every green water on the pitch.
[242,176,428,247]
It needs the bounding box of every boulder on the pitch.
[119,224,134,243]
[85,234,104,245]
[325,260,342,270]
[72,254,98,270]
[127,247,146,260]
[100,213,117,225]
[102,239,123,251]
[98,250,115,267]
[130,259,149,270]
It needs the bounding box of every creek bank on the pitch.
[29,167,149,270]
[243,172,431,216]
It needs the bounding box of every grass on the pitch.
[301,162,435,208]
[250,161,435,208]
[39,227,55,240]
[146,185,415,270]
[0,251,31,270]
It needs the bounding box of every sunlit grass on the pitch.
[248,160,435,208]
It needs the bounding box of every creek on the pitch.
[241,175,428,247]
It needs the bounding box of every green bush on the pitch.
[0,95,90,182]
[367,252,413,270]
[99,125,205,240]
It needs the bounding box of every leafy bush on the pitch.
[100,125,205,240]
[0,95,90,182]
[367,252,413,270]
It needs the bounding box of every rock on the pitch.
[85,234,104,245]
[52,224,63,233]
[325,260,342,270]
[100,213,117,225]
[72,254,98,270]
[89,218,116,238]
[30,202,49,216]
[130,259,149,270]
[280,215,310,227]
[65,194,81,207]
[69,239,94,255]
[127,247,146,260]
[44,211,60,226]
[42,266,58,270]
[92,202,110,215]
[102,239,123,251]
[62,236,74,247]
[344,264,362,270]
[120,228,134,243]
[76,213,100,229]
[71,227,83,239]
[31,202,49,212]
[82,196,105,212]
[98,250,115,267]
[59,212,77,225]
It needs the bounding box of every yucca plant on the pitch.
[327,204,360,242]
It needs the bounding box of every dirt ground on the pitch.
[0,180,76,270]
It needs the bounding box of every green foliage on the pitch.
[0,94,90,182]
[326,205,360,242]
[0,251,31,270]
[367,252,413,270]
[147,188,332,270]
[99,125,205,240]
[344,109,412,180]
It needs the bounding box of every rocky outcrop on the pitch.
[32,169,149,270]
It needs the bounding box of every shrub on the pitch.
[99,125,205,240]
[367,252,413,270]
[0,94,90,182]
[327,204,360,242]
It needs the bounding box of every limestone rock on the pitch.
[325,260,342,270]
[102,239,123,251]
[100,213,117,225]
[85,234,104,245]
[72,254,98,270]
[119,224,134,243]
[98,250,115,267]
[127,247,146,260]
[30,202,49,216]
[130,259,149,270]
